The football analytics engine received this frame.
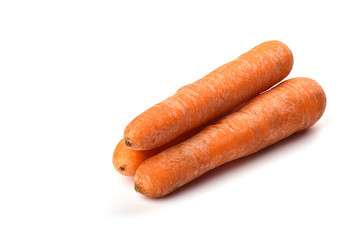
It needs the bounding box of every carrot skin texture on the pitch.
[113,124,204,176]
[124,40,294,150]
[134,77,326,198]
[113,113,233,176]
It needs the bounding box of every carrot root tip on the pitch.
[119,166,125,171]
[134,183,140,193]
[124,137,132,147]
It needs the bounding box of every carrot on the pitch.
[112,139,158,176]
[134,77,326,198]
[124,40,294,150]
[113,125,203,176]
[113,107,244,176]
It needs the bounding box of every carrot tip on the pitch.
[119,166,125,171]
[134,183,140,193]
[124,137,132,147]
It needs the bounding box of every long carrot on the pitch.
[124,40,294,150]
[134,77,326,198]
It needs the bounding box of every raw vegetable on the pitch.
[134,77,326,198]
[124,40,294,150]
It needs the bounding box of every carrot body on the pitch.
[124,40,294,150]
[134,77,326,198]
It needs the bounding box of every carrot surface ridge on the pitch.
[124,40,294,150]
[134,77,326,198]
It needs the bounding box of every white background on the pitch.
[1,0,359,239]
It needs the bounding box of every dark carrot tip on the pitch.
[124,137,132,147]
[134,183,141,193]
[119,166,125,171]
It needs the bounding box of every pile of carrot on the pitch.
[113,40,326,198]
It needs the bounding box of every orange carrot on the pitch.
[124,40,294,150]
[112,140,158,176]
[113,108,243,176]
[134,77,326,198]
[113,125,203,176]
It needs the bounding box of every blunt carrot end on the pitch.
[134,175,158,197]
[113,124,209,176]
[134,183,141,193]
[124,137,132,147]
